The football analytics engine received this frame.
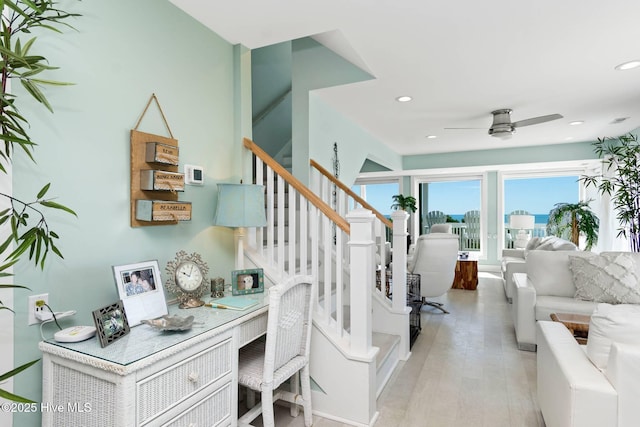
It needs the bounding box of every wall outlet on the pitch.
[28,293,49,326]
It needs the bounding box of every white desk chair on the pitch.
[238,275,315,427]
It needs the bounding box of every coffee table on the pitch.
[550,313,591,344]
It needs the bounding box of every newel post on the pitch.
[391,210,409,312]
[347,208,375,356]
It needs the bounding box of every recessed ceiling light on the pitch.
[565,136,574,140]
[396,96,412,102]
[569,121,584,126]
[615,60,640,71]
[426,135,437,139]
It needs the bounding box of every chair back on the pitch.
[263,275,315,385]
[409,234,459,298]
[423,210,446,233]
[430,223,452,233]
[463,210,481,250]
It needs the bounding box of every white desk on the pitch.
[39,294,268,427]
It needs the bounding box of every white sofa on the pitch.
[501,236,578,303]
[537,303,640,427]
[512,250,598,350]
[513,250,640,351]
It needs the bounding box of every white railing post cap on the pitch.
[346,208,375,223]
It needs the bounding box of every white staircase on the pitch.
[242,138,411,426]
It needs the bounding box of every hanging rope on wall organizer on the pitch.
[134,93,175,139]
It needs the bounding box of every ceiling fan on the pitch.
[446,109,564,139]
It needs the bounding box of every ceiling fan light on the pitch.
[569,121,584,126]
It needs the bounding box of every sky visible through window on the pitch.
[504,176,578,220]
[354,176,579,222]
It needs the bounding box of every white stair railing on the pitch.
[244,138,377,356]
[309,160,399,304]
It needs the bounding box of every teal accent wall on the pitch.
[309,95,402,187]
[10,2,242,424]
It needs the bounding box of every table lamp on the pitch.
[213,183,267,269]
[509,214,535,249]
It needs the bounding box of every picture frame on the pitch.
[113,260,168,327]
[92,300,130,347]
[231,268,264,295]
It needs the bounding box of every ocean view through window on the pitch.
[503,175,579,247]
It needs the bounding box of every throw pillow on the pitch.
[527,250,595,297]
[524,236,541,257]
[570,253,640,304]
[535,236,578,251]
[586,303,640,370]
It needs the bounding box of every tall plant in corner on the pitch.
[581,133,640,252]
[0,0,78,403]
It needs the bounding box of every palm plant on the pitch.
[0,0,78,403]
[581,133,640,252]
[546,201,599,250]
[390,194,417,212]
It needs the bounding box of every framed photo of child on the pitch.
[231,268,264,295]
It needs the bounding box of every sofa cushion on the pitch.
[537,236,579,251]
[570,252,640,304]
[527,250,595,298]
[586,303,640,370]
[524,236,578,257]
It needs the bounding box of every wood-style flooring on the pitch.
[249,272,546,427]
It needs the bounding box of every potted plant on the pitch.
[581,133,640,252]
[390,194,417,212]
[0,1,78,403]
[546,201,599,250]
[391,194,416,251]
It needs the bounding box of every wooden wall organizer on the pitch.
[131,94,191,227]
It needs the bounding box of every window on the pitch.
[502,174,580,249]
[351,180,400,218]
[417,176,485,253]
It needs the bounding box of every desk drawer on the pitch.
[137,338,232,425]
[237,312,268,347]
[161,382,232,427]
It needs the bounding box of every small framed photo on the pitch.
[92,301,130,347]
[231,268,264,295]
[113,260,168,327]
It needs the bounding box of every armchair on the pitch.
[408,233,459,313]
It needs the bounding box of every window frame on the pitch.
[497,168,588,253]
[412,172,488,259]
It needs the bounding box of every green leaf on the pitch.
[0,359,40,383]
[0,387,37,403]
[37,183,50,199]
[39,200,77,216]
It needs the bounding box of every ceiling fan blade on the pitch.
[444,127,485,130]
[512,114,563,128]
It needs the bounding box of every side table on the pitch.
[452,253,478,290]
[550,313,591,344]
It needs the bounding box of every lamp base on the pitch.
[514,229,530,249]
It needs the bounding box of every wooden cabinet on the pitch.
[40,300,268,427]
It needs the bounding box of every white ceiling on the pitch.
[170,0,640,156]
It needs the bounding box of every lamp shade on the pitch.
[213,184,267,228]
[509,214,535,230]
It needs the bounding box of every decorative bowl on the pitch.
[141,314,196,331]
